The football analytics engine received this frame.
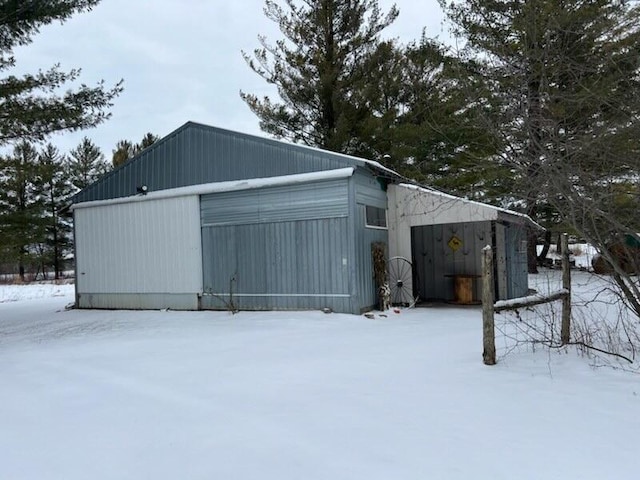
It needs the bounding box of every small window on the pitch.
[365,205,387,229]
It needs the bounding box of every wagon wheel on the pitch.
[387,256,418,307]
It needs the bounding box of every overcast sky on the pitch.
[13,0,447,159]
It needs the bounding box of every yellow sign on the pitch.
[448,235,463,252]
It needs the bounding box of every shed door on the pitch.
[198,179,352,311]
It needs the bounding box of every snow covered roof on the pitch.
[397,183,543,230]
[71,167,355,210]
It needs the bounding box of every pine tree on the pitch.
[241,2,492,179]
[37,144,73,279]
[241,0,399,156]
[377,36,503,199]
[112,140,135,168]
[138,132,159,151]
[68,137,108,192]
[439,0,640,273]
[112,133,159,167]
[0,1,122,146]
[0,141,46,280]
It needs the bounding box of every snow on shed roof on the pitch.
[398,183,543,230]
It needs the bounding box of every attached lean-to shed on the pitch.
[388,184,541,303]
[71,121,539,314]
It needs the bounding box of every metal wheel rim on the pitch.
[387,256,416,307]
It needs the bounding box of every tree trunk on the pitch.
[524,56,543,275]
[537,229,552,263]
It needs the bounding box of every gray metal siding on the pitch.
[352,170,389,311]
[354,170,388,209]
[505,223,529,298]
[494,222,509,301]
[199,178,356,312]
[77,293,199,310]
[354,206,388,310]
[200,179,348,226]
[200,218,352,312]
[411,221,492,301]
[75,122,378,203]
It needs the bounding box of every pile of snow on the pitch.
[0,279,638,479]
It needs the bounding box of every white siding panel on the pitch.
[388,184,499,260]
[75,196,202,294]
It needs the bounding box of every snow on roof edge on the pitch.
[397,183,544,230]
[71,167,355,211]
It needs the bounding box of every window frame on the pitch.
[364,205,388,230]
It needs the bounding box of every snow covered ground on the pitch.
[1,279,639,480]
[0,281,74,303]
[537,242,598,270]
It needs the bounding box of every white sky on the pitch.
[13,0,447,159]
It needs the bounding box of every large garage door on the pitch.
[199,179,353,312]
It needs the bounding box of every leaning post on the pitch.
[482,245,496,365]
[560,233,572,345]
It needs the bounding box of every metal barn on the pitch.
[72,122,393,314]
[72,122,538,314]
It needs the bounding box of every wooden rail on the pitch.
[482,233,572,365]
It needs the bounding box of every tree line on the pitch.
[0,133,158,281]
[2,0,640,319]
[242,0,640,283]
[0,1,120,280]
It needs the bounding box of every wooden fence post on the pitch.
[482,245,496,365]
[560,233,571,345]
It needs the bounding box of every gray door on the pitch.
[411,221,492,301]
[199,179,353,312]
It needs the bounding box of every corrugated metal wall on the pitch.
[352,171,389,310]
[201,180,349,226]
[75,122,376,204]
[505,223,529,298]
[199,178,355,312]
[411,221,492,301]
[74,195,202,309]
[494,222,509,300]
